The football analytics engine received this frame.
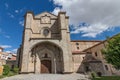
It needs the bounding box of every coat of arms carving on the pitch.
[41,16,51,24]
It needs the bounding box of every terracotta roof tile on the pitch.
[8,56,16,60]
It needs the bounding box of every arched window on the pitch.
[95,52,98,56]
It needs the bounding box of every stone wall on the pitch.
[19,11,73,74]
[84,41,120,76]
[71,41,101,52]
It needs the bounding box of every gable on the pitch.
[35,12,57,19]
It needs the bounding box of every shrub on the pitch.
[13,66,19,74]
[7,71,15,77]
[91,72,97,78]
[3,65,10,75]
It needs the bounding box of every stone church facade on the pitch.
[17,11,120,76]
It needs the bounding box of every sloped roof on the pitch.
[0,47,3,49]
[83,33,120,52]
[8,56,16,60]
[83,54,101,63]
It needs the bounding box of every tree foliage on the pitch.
[3,65,10,75]
[102,34,120,69]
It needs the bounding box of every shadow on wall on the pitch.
[50,20,61,39]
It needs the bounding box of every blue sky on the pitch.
[0,0,120,53]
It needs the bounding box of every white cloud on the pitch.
[15,10,19,13]
[71,23,109,37]
[4,35,10,39]
[8,13,14,18]
[19,20,24,26]
[5,3,8,8]
[0,45,12,49]
[20,8,25,13]
[0,28,11,38]
[12,48,18,53]
[5,51,11,53]
[5,48,17,53]
[52,7,61,15]
[15,8,25,14]
[52,0,120,37]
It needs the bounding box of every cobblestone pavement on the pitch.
[1,73,90,80]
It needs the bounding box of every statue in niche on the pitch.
[42,53,49,58]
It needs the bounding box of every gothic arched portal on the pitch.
[31,42,63,74]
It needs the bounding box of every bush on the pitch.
[91,72,97,78]
[3,65,10,75]
[7,71,15,77]
[13,66,19,74]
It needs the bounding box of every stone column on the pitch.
[35,54,40,74]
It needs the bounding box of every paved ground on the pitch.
[1,73,90,80]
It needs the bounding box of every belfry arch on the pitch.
[31,41,64,74]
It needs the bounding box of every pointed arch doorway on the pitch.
[41,60,51,73]
[31,42,64,74]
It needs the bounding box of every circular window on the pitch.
[43,29,49,36]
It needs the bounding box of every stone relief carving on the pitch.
[41,15,51,24]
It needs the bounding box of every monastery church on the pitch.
[17,11,120,76]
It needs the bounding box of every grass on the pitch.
[92,76,120,80]
[0,71,18,79]
[0,75,5,79]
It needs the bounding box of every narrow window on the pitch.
[76,42,79,45]
[105,65,108,70]
[77,47,79,50]
[85,66,90,72]
[83,57,84,59]
[95,52,97,56]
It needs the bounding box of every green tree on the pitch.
[102,34,120,69]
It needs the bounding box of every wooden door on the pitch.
[41,60,51,73]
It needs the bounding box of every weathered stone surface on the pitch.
[2,73,90,80]
[17,11,120,76]
[19,11,73,74]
